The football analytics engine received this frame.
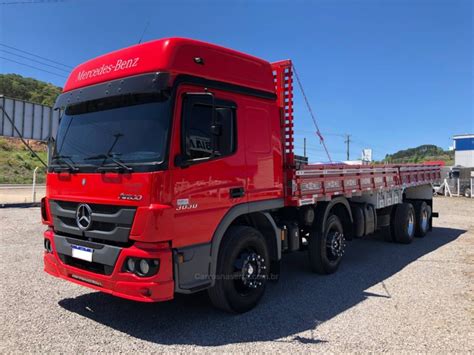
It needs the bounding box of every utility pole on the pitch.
[344,134,351,161]
[303,137,307,158]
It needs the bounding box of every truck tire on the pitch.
[382,226,395,242]
[391,202,415,244]
[308,214,345,274]
[464,188,471,198]
[207,226,270,313]
[413,201,430,238]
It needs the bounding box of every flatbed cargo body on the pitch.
[289,164,441,206]
[41,37,441,313]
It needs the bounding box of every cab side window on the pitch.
[182,96,236,161]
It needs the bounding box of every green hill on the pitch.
[384,144,453,164]
[0,137,47,184]
[0,73,62,106]
[0,74,60,184]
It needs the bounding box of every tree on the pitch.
[0,74,62,106]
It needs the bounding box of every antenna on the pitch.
[138,21,150,44]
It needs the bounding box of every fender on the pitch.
[209,199,283,286]
[314,196,353,235]
[174,198,284,293]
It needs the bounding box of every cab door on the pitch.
[170,86,247,249]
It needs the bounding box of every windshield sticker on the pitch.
[189,135,212,153]
[76,57,140,81]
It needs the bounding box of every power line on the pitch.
[0,0,64,5]
[0,104,47,167]
[292,64,332,162]
[0,56,68,78]
[0,43,73,68]
[0,49,70,73]
[294,130,345,138]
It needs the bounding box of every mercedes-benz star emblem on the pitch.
[76,204,92,231]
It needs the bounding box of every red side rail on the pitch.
[271,60,441,207]
[272,60,295,203]
[289,164,441,206]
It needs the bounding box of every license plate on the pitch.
[71,245,93,262]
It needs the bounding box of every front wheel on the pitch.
[308,214,345,274]
[208,226,270,313]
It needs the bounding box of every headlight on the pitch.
[139,259,150,275]
[126,258,136,272]
[123,258,160,277]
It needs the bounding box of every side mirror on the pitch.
[174,154,190,168]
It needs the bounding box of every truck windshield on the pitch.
[53,93,170,171]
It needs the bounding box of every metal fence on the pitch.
[0,95,59,142]
[434,178,473,198]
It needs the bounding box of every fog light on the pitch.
[139,259,150,275]
[44,238,52,253]
[126,258,136,272]
[124,257,159,277]
[135,259,160,277]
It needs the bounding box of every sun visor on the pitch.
[54,72,170,110]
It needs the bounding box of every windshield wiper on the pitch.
[51,154,79,172]
[84,153,133,172]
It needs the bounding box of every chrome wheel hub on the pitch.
[235,252,266,289]
[326,231,345,260]
[407,212,414,236]
[421,209,428,231]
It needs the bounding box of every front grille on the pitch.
[50,200,136,246]
[58,253,114,275]
[54,234,122,276]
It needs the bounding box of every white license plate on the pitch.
[71,245,93,262]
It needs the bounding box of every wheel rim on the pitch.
[232,249,266,295]
[407,211,414,236]
[421,209,428,231]
[326,229,345,261]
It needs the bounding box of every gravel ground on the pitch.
[0,197,473,353]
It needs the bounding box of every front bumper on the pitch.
[43,230,174,302]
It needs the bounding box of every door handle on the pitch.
[230,187,245,198]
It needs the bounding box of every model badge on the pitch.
[176,199,198,211]
[76,204,93,230]
[119,193,143,201]
[81,178,86,186]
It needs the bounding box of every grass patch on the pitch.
[0,138,47,184]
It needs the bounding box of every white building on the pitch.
[453,134,474,167]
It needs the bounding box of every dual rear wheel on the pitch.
[389,201,431,243]
[307,200,432,276]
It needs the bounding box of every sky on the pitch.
[0,0,472,162]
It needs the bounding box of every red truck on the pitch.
[42,38,440,313]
